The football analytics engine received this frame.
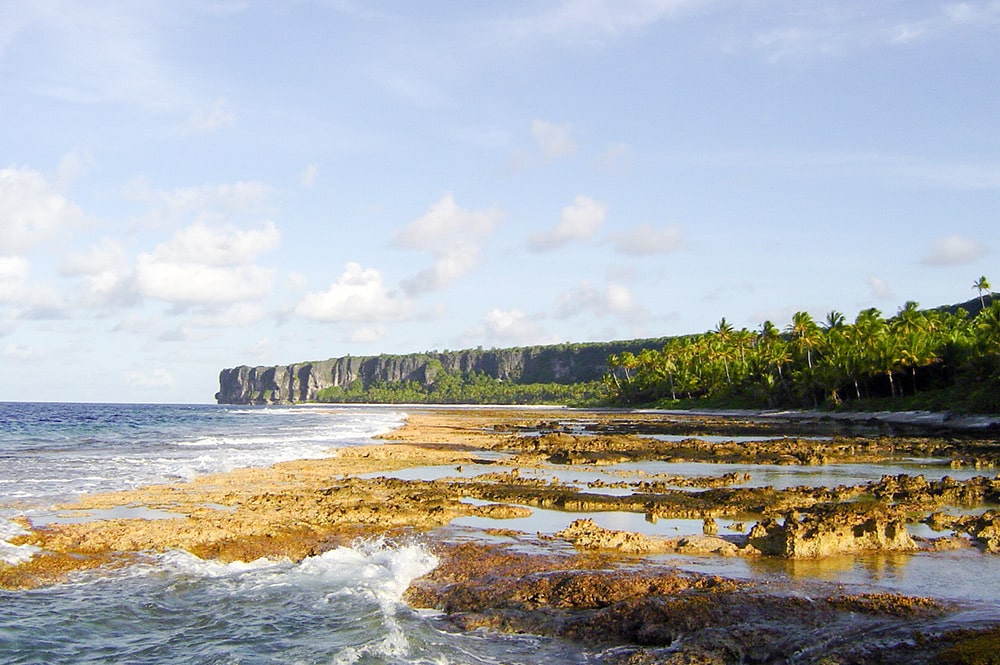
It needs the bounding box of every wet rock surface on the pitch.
[3,407,1000,661]
[406,540,966,665]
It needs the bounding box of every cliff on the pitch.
[216,339,670,405]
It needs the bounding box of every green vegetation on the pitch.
[308,287,999,414]
[605,294,1000,414]
[315,372,606,406]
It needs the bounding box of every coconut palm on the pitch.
[788,311,821,369]
[973,276,992,309]
[823,310,846,331]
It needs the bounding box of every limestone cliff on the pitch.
[216,339,669,405]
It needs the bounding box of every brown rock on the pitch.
[747,503,916,558]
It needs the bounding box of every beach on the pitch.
[2,405,1000,663]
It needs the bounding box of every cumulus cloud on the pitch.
[152,221,280,266]
[528,195,608,252]
[136,259,273,305]
[60,238,128,276]
[0,166,85,253]
[610,224,682,255]
[531,119,576,159]
[135,222,279,306]
[60,238,138,308]
[0,256,66,311]
[465,308,553,347]
[555,280,640,319]
[295,262,413,323]
[921,235,988,266]
[394,194,503,295]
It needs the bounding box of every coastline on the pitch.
[3,406,1000,663]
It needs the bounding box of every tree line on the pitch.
[605,284,999,413]
[315,371,604,405]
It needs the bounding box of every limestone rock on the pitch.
[747,503,916,558]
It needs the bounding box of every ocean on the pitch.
[0,402,591,665]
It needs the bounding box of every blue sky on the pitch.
[1,1,997,403]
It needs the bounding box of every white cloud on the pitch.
[867,275,893,300]
[466,308,553,347]
[0,256,30,286]
[136,258,273,305]
[0,166,85,253]
[529,195,608,252]
[921,235,988,266]
[295,262,413,323]
[531,119,576,159]
[60,239,139,308]
[135,222,279,306]
[610,224,682,255]
[555,280,640,319]
[60,238,128,276]
[0,256,66,311]
[395,194,503,295]
[153,221,280,267]
[184,98,236,133]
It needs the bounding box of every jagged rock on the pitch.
[557,518,675,554]
[747,503,916,558]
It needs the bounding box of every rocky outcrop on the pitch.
[216,339,669,404]
[747,503,917,557]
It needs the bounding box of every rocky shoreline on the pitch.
[3,407,1000,663]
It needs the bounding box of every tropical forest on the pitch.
[606,278,999,414]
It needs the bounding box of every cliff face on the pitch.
[216,339,668,405]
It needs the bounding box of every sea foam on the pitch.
[0,518,40,565]
[151,537,438,603]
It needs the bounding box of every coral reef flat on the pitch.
[3,407,1000,663]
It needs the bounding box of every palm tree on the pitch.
[711,318,735,386]
[788,311,821,369]
[891,301,936,395]
[823,310,846,331]
[973,276,992,309]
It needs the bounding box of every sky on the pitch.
[0,1,997,404]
